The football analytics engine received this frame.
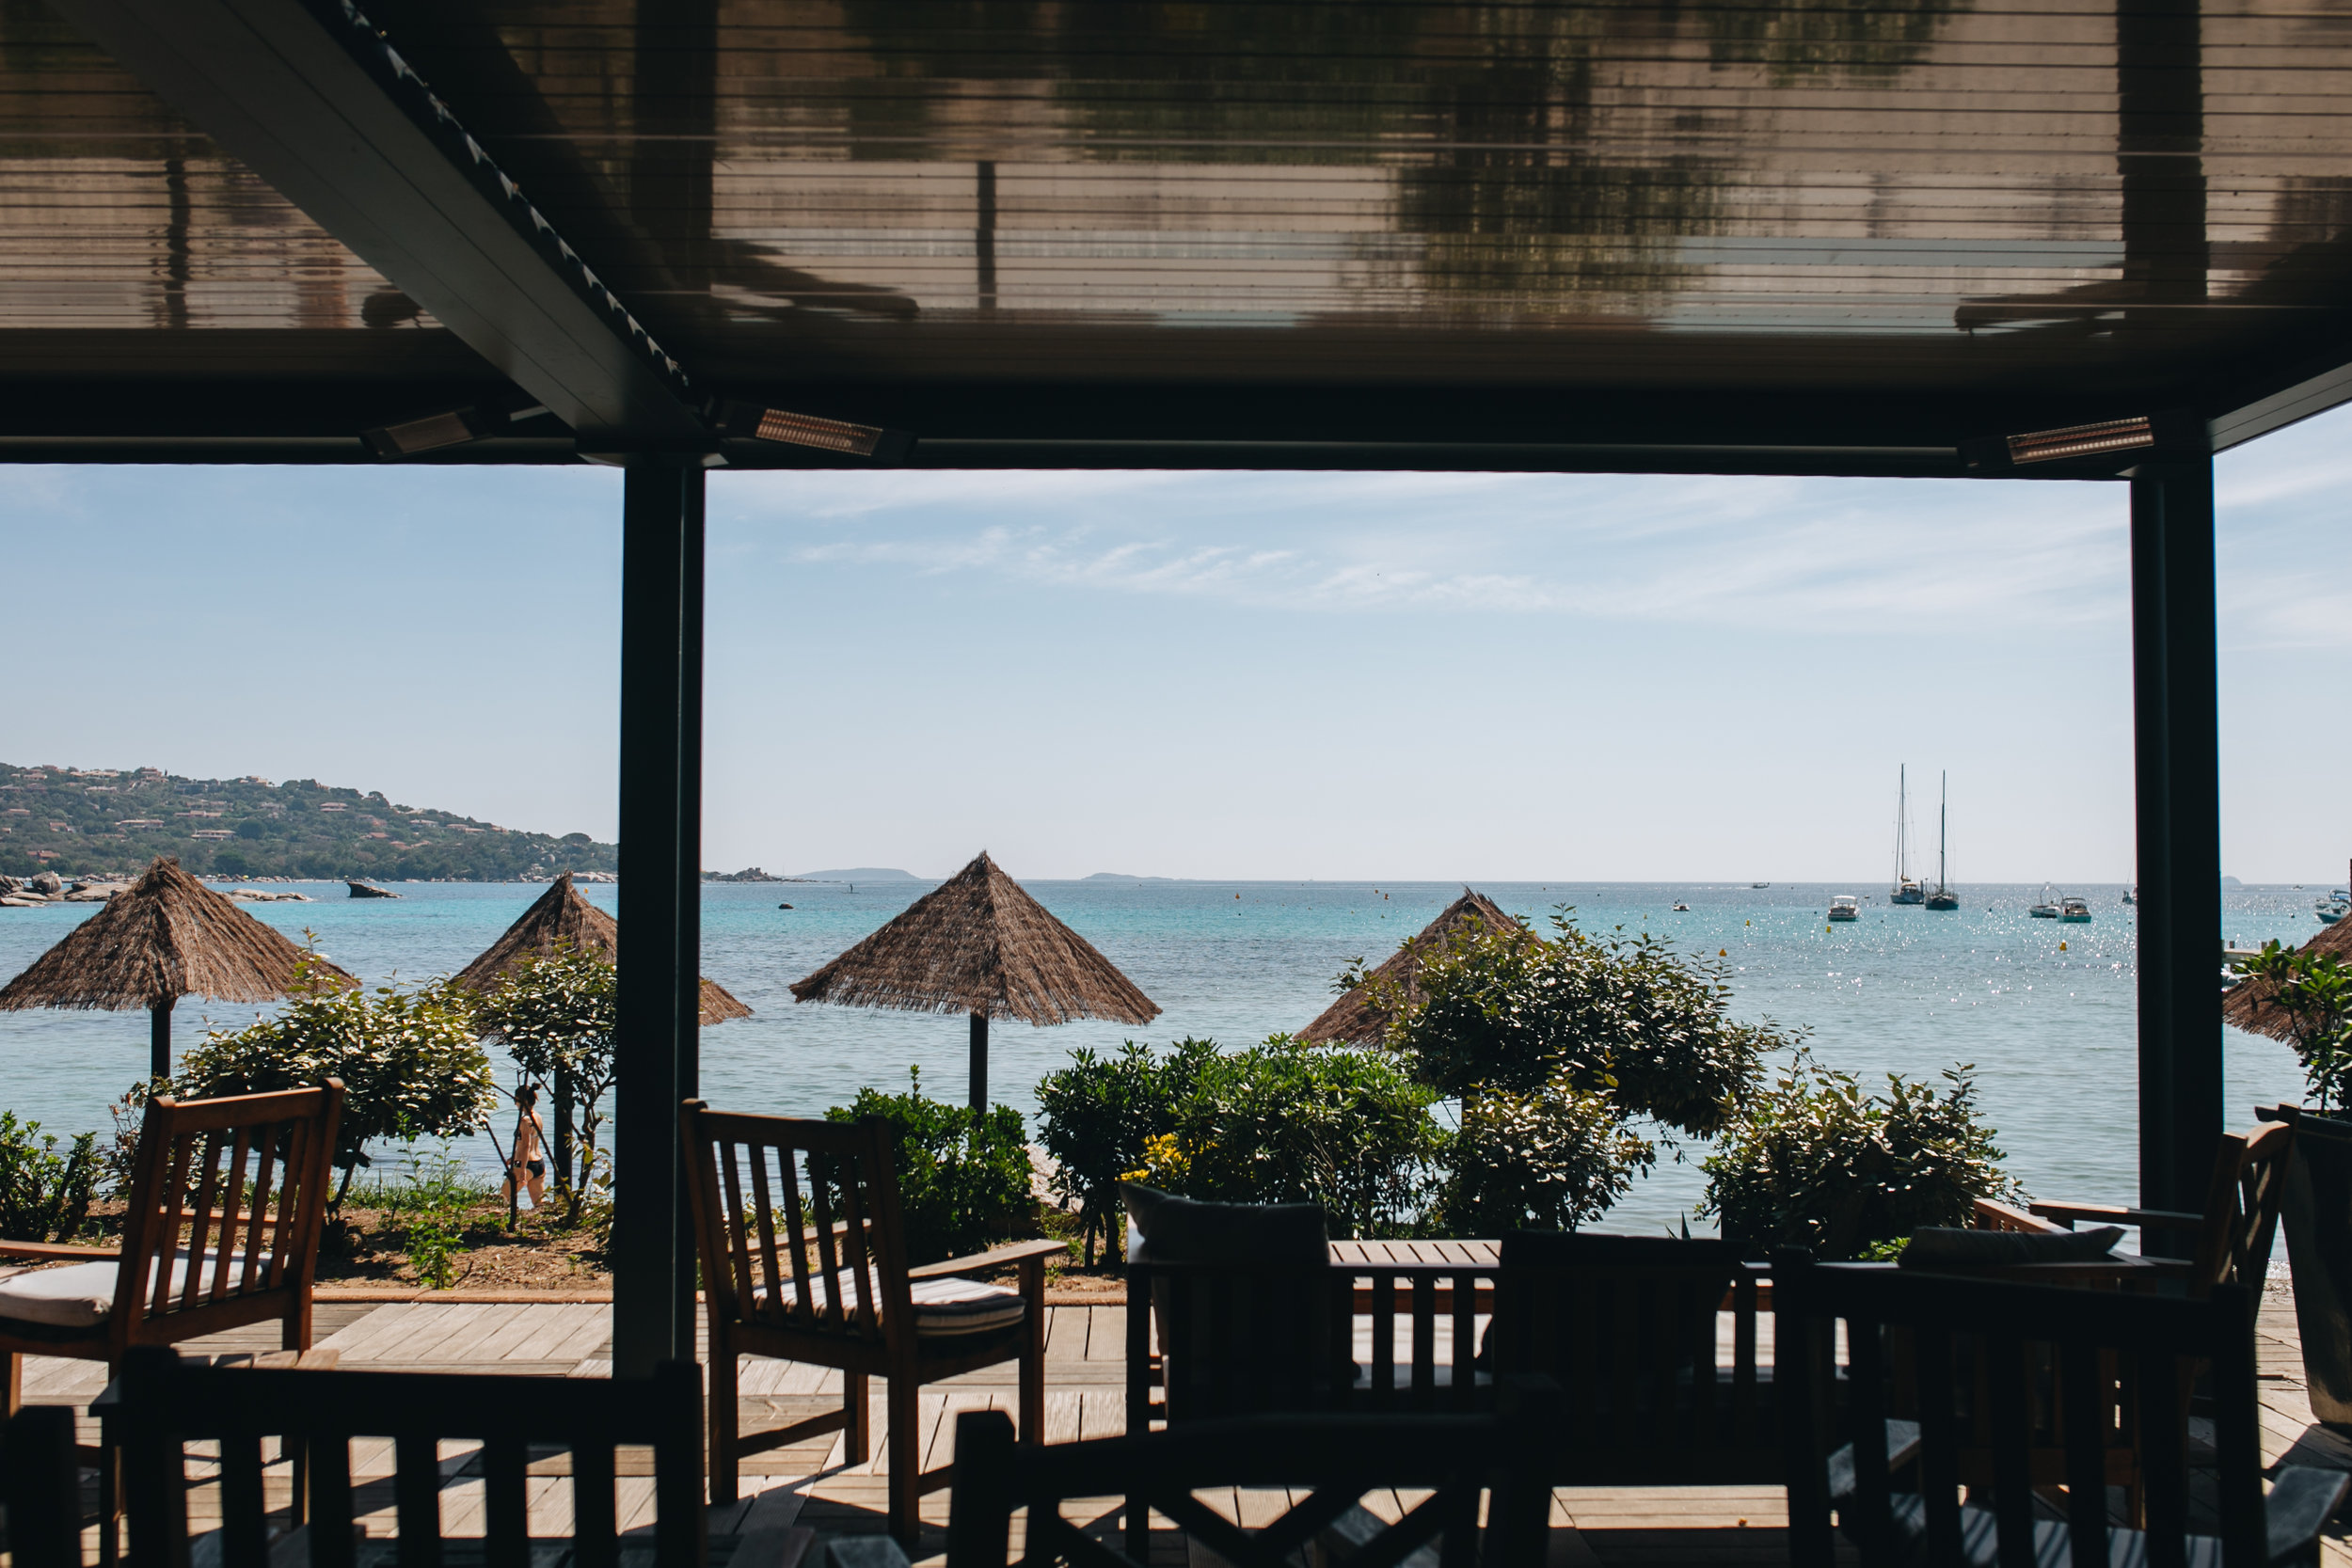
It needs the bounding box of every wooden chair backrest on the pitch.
[948,1378,1563,1568]
[2189,1120,2293,1295]
[114,1082,342,1347]
[108,1345,707,1568]
[1489,1231,1774,1483]
[1778,1257,2264,1568]
[1131,1259,1353,1423]
[681,1102,912,1345]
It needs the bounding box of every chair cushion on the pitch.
[0,1252,276,1330]
[753,1269,1026,1338]
[1899,1226,2124,1270]
[1120,1182,1329,1266]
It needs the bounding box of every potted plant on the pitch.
[2241,942,2352,1424]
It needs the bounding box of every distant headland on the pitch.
[0,763,616,882]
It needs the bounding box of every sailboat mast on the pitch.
[1939,770,1947,888]
[1896,765,1908,882]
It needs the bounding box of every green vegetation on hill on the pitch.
[0,764,618,882]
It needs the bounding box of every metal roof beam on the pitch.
[48,0,708,448]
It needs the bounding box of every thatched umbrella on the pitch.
[2223,883,2352,1043]
[789,851,1160,1109]
[1297,887,1525,1046]
[0,856,358,1080]
[448,871,752,1025]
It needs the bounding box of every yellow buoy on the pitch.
[1719,948,1727,957]
[2059,941,2067,951]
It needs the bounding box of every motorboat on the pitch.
[2318,890,2350,925]
[1752,882,1771,889]
[1672,901,1691,911]
[2028,884,2061,918]
[1829,895,1860,923]
[2058,896,2091,923]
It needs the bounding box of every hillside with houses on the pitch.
[0,764,618,881]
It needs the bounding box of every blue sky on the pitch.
[5,407,2349,883]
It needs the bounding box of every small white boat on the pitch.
[2028,883,2061,918]
[1672,901,1691,911]
[1829,895,1860,923]
[2317,890,2350,924]
[2058,896,2091,924]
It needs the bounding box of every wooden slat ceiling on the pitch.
[6,0,2352,467]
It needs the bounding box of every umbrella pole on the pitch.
[969,1010,988,1112]
[150,997,173,1083]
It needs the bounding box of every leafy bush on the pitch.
[1034,1038,1220,1262]
[1696,1053,2018,1258]
[826,1069,1036,1264]
[472,945,616,1210]
[1388,912,1783,1137]
[2234,941,2352,1115]
[0,1111,98,1243]
[1122,1036,1448,1239]
[178,958,497,1212]
[1441,1073,1654,1233]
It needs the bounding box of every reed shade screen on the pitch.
[0,856,358,1080]
[1297,887,1525,1046]
[450,870,751,1026]
[2221,895,2352,1043]
[790,851,1159,1109]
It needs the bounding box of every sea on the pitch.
[0,879,2321,1235]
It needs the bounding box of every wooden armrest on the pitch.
[2026,1201,2201,1228]
[906,1238,1068,1279]
[2265,1466,2352,1562]
[0,1241,121,1261]
[1974,1197,2068,1235]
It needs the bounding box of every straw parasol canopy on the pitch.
[0,856,358,1080]
[449,871,752,1026]
[2222,911,2352,1043]
[1297,888,1526,1047]
[789,850,1160,1109]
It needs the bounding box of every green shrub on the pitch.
[1133,1036,1447,1239]
[1034,1037,1220,1262]
[2234,941,2352,1115]
[1696,1053,2018,1258]
[826,1069,1036,1264]
[179,957,497,1212]
[0,1111,98,1243]
[1388,912,1783,1138]
[1442,1074,1654,1233]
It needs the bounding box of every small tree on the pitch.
[0,1111,98,1243]
[471,946,617,1214]
[2237,942,2352,1116]
[1386,911,1782,1139]
[1441,1073,1653,1233]
[178,958,496,1213]
[1696,1053,2018,1258]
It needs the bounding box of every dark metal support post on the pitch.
[2131,457,2221,1247]
[150,998,171,1083]
[614,460,706,1375]
[970,1011,989,1111]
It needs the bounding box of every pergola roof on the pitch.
[8,0,2350,474]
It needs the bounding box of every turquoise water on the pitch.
[0,879,2318,1233]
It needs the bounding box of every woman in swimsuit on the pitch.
[503,1084,548,1211]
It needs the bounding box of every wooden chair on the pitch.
[1972,1120,2294,1294]
[946,1376,1563,1568]
[0,1083,342,1560]
[100,1344,712,1568]
[680,1101,1061,1545]
[1777,1255,2352,1568]
[3,1402,82,1568]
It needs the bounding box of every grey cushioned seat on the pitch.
[754,1268,1025,1338]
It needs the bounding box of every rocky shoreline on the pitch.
[0,870,312,907]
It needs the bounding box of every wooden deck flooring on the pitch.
[16,1285,2352,1567]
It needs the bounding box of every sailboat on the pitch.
[1925,770,1959,910]
[1890,765,1926,905]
